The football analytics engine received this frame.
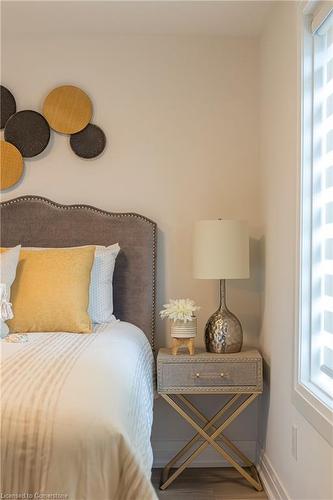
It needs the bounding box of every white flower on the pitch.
[160,298,200,323]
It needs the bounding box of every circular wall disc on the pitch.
[0,85,16,129]
[4,110,50,158]
[70,123,106,159]
[0,140,24,190]
[43,85,92,134]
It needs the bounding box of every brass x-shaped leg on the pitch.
[160,393,263,492]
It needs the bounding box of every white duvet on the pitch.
[0,321,157,500]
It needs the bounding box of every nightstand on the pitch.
[157,347,263,491]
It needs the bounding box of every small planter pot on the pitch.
[170,318,197,338]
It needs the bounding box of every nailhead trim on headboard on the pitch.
[0,195,157,351]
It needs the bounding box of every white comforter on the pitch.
[0,321,157,500]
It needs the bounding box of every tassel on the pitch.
[0,285,13,321]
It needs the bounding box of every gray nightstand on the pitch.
[157,347,263,491]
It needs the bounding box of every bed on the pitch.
[0,196,158,500]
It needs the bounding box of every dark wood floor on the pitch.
[152,468,268,500]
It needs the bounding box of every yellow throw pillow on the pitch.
[1,247,95,333]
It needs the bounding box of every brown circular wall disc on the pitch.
[70,123,106,159]
[0,85,16,129]
[43,85,92,134]
[4,110,50,158]
[0,140,24,190]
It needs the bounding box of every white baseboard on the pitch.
[152,439,257,468]
[257,450,290,500]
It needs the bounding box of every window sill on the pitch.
[293,382,333,446]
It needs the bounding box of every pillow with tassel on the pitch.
[0,245,21,338]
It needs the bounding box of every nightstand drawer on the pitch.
[159,361,258,390]
[157,348,263,394]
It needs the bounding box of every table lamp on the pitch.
[193,219,249,353]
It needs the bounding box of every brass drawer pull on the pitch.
[194,372,228,379]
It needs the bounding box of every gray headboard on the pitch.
[0,196,157,349]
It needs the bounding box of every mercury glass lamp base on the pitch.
[205,307,243,354]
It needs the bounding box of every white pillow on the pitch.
[88,244,120,323]
[0,245,21,338]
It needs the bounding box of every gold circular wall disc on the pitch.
[0,140,24,190]
[43,85,92,134]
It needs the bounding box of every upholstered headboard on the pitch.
[0,196,157,349]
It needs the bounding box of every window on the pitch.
[296,3,333,444]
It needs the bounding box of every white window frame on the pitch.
[294,1,333,445]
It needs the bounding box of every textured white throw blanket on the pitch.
[1,321,157,500]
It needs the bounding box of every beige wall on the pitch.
[259,2,333,498]
[1,32,262,461]
[1,33,261,348]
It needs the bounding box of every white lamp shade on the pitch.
[193,220,249,279]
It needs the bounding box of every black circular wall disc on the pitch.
[0,85,16,129]
[4,110,50,158]
[70,123,106,159]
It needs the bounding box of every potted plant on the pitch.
[160,299,200,355]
